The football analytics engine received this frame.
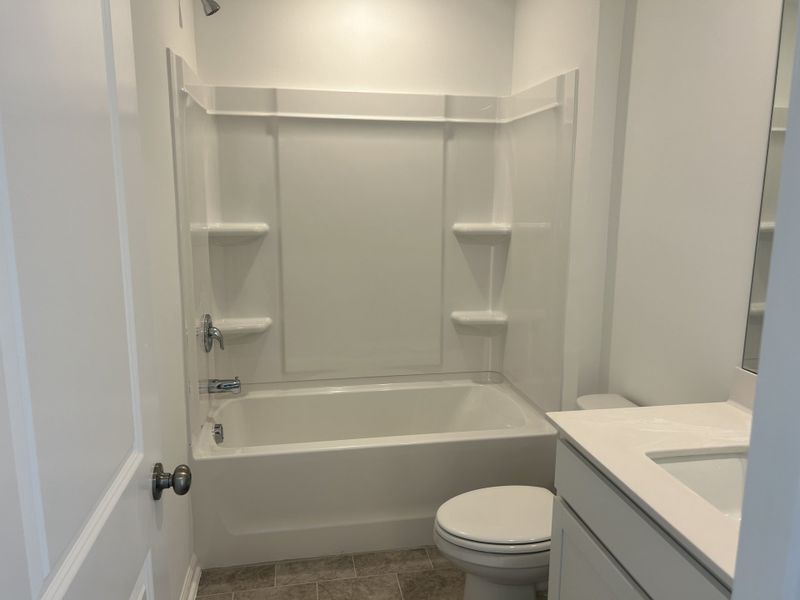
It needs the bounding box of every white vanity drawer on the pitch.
[554,440,730,600]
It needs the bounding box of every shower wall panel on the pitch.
[279,120,444,374]
[203,114,499,386]
[500,72,578,413]
[172,63,219,430]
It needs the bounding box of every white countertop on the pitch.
[547,401,751,588]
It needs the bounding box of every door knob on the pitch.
[152,463,192,500]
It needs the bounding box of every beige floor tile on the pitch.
[353,548,432,576]
[234,583,317,599]
[424,546,454,570]
[318,574,402,600]
[198,564,276,595]
[398,569,465,600]
[275,555,355,586]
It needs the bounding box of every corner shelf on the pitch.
[452,222,512,238]
[216,317,273,336]
[191,222,269,243]
[749,303,765,318]
[451,311,508,326]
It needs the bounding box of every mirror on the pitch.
[743,0,797,372]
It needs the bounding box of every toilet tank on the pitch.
[576,394,636,410]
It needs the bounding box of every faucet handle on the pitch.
[208,325,224,351]
[201,313,224,352]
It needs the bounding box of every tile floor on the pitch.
[196,546,548,599]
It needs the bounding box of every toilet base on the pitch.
[464,574,538,600]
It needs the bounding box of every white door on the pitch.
[0,0,185,599]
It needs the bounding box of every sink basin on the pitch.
[649,450,748,520]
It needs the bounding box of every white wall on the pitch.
[193,0,515,96]
[606,0,783,406]
[129,0,198,596]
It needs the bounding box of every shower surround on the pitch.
[168,52,577,566]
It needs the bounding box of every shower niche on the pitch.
[169,52,577,429]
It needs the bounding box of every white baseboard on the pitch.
[179,554,201,600]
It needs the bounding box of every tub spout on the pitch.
[207,377,241,394]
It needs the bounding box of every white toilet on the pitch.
[434,394,636,599]
[434,486,553,599]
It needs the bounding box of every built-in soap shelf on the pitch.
[451,311,508,326]
[451,224,513,332]
[191,222,269,243]
[452,223,512,238]
[759,221,776,234]
[771,106,788,133]
[749,302,765,318]
[216,317,273,336]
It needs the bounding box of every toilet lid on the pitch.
[436,486,554,545]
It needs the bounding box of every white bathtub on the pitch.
[191,374,556,567]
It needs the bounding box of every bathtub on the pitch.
[191,374,557,568]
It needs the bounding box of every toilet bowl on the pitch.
[434,394,634,599]
[433,486,553,600]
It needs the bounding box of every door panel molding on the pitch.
[102,0,145,456]
[0,112,50,598]
[40,452,142,600]
[129,552,155,600]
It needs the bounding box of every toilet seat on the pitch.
[434,486,554,554]
[435,521,550,555]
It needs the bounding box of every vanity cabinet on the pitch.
[550,497,647,599]
[548,441,731,600]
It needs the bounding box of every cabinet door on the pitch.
[549,498,648,600]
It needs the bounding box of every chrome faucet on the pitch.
[201,313,224,352]
[206,377,241,394]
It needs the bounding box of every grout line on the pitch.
[396,573,405,600]
[315,582,319,600]
[423,547,434,570]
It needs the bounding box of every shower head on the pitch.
[201,0,220,16]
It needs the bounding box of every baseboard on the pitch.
[179,554,201,600]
